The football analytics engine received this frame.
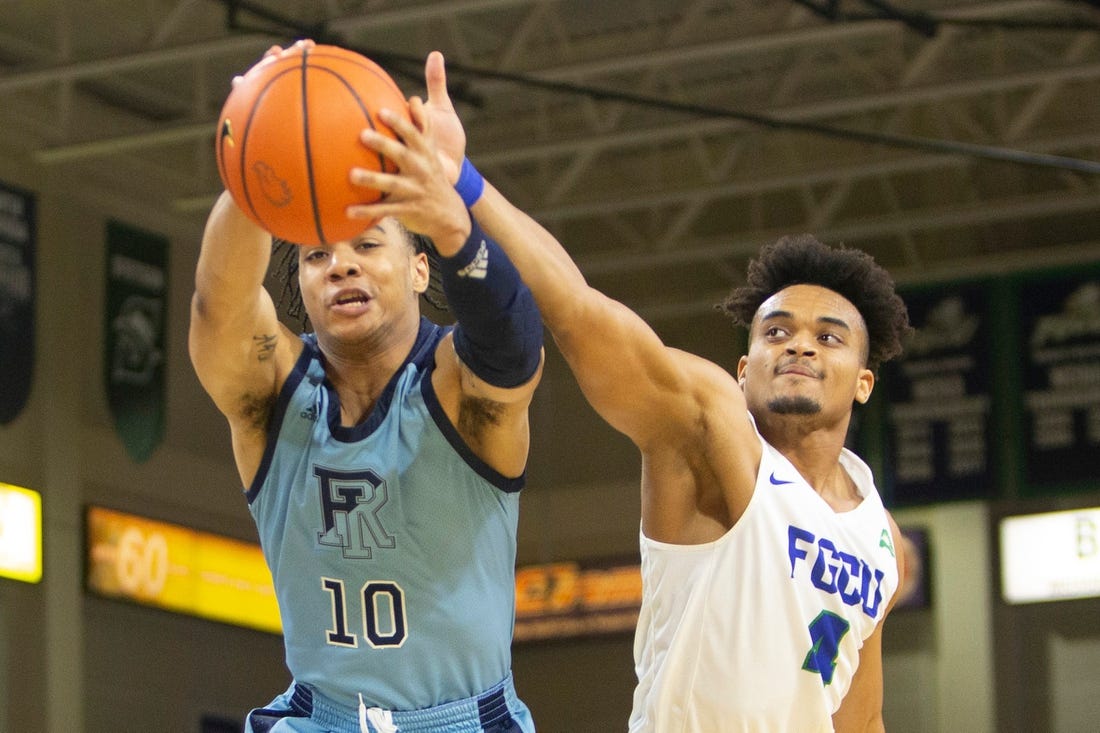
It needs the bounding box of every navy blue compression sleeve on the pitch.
[439,216,543,388]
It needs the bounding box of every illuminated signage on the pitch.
[84,506,644,640]
[85,506,281,634]
[0,482,42,583]
[1000,507,1100,604]
[514,560,642,642]
[514,527,933,639]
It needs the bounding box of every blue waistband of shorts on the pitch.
[290,673,522,733]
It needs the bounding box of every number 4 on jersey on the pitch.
[803,610,850,685]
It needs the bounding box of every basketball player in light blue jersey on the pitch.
[354,53,912,733]
[190,44,543,733]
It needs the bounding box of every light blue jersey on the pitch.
[248,318,524,714]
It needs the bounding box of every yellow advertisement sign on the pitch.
[83,505,639,642]
[86,506,281,634]
[0,482,42,583]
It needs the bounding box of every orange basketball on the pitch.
[215,44,410,246]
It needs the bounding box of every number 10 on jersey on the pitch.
[323,577,408,648]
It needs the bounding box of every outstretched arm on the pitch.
[401,52,732,453]
[471,182,704,450]
[189,45,306,487]
[189,191,300,487]
[348,93,544,478]
[370,52,766,545]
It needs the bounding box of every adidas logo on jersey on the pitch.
[457,240,489,280]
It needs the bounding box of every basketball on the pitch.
[215,43,410,246]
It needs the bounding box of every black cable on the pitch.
[213,0,1100,176]
[861,0,1100,34]
[789,0,840,22]
[858,0,938,37]
[224,0,327,40]
[793,0,1100,32]
[436,57,1100,175]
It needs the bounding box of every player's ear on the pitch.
[411,251,430,294]
[854,367,874,404]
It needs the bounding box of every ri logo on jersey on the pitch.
[314,466,395,559]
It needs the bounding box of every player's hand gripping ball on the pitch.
[215,42,411,246]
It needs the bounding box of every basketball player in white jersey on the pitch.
[352,52,911,732]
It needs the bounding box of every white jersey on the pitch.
[629,431,899,733]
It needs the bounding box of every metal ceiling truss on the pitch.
[1,0,1098,337]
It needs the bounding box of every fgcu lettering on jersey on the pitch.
[787,525,886,618]
[314,466,395,560]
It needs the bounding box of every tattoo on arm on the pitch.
[253,333,277,362]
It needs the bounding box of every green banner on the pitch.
[105,220,168,463]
